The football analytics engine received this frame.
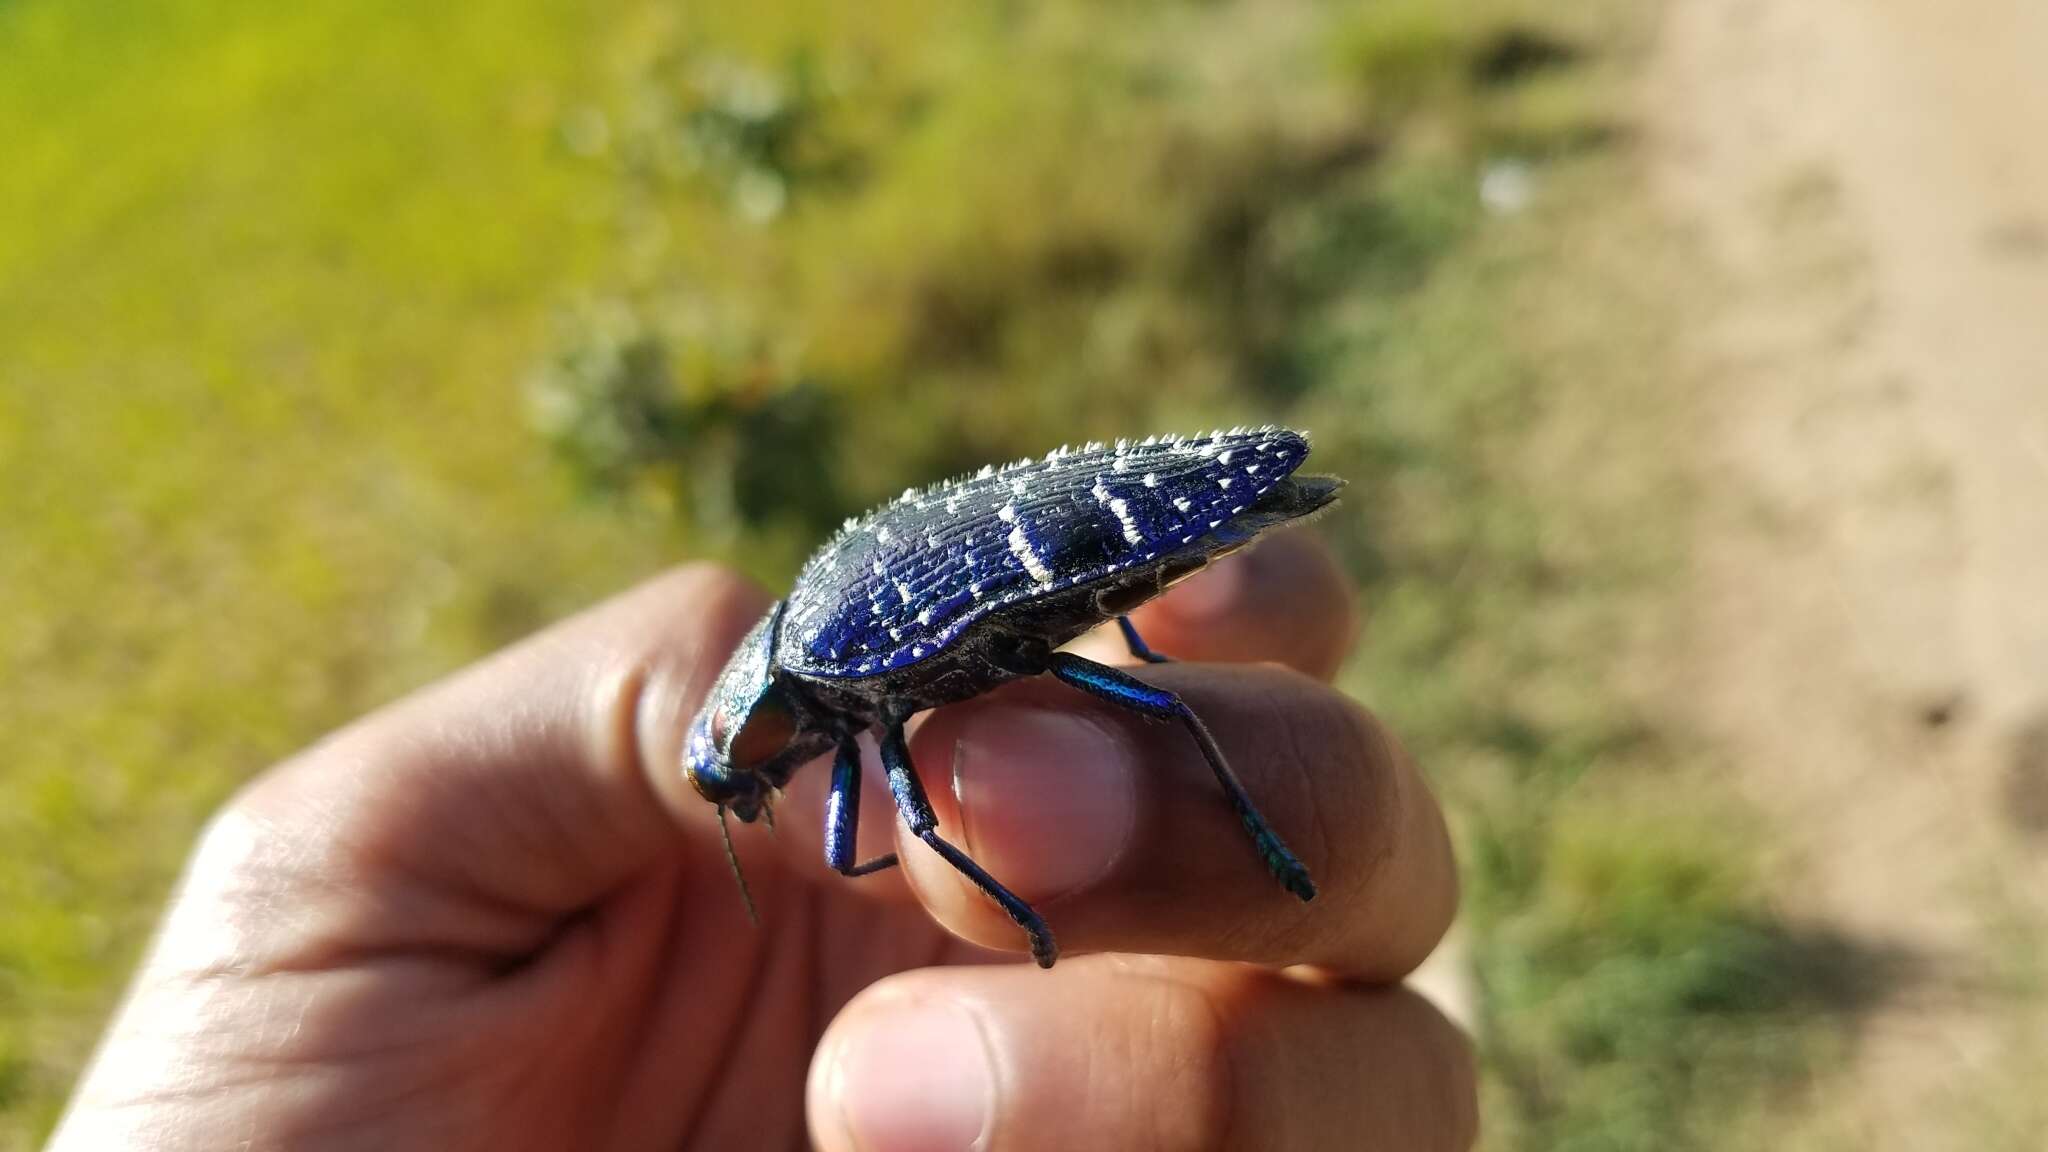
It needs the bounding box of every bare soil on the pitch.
[1650,0,2048,1145]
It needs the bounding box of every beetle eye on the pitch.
[707,705,733,751]
[729,699,797,770]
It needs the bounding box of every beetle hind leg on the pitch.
[1047,652,1316,902]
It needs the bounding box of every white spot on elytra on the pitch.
[1007,524,1054,584]
[896,582,913,605]
[1219,478,1233,490]
[945,495,963,514]
[997,503,1017,523]
[1091,477,1111,504]
[1142,472,1157,488]
[872,560,886,576]
[1173,497,1192,512]
[1108,496,1144,546]
[918,608,933,625]
[1219,450,1234,465]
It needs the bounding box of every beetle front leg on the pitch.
[1048,652,1316,902]
[878,717,1058,967]
[824,736,900,878]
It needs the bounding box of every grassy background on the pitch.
[1,0,1877,1146]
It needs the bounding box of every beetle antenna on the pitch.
[717,806,758,925]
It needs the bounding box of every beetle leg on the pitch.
[1116,616,1173,664]
[825,735,900,878]
[1047,652,1317,902]
[878,717,1058,967]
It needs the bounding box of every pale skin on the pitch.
[51,533,1474,1151]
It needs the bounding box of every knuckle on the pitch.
[611,563,772,652]
[647,560,758,604]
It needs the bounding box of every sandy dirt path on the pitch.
[1651,0,2048,1145]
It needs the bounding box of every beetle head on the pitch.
[684,602,804,823]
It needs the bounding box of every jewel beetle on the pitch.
[684,426,1340,966]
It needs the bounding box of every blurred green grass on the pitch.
[0,0,677,1135]
[1,0,1882,1146]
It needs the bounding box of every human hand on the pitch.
[50,535,1471,1151]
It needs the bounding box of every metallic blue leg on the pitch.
[1047,652,1317,902]
[1117,616,1172,664]
[825,736,899,878]
[878,718,1058,967]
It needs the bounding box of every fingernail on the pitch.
[831,998,995,1152]
[1162,554,1248,621]
[952,708,1136,900]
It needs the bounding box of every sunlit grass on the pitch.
[0,1,676,1139]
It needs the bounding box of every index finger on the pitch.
[900,663,1457,982]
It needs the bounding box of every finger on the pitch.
[207,565,780,960]
[899,665,1457,981]
[1066,529,1357,680]
[808,957,1478,1152]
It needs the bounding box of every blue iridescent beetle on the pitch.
[684,426,1339,967]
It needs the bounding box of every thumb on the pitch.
[189,565,771,971]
